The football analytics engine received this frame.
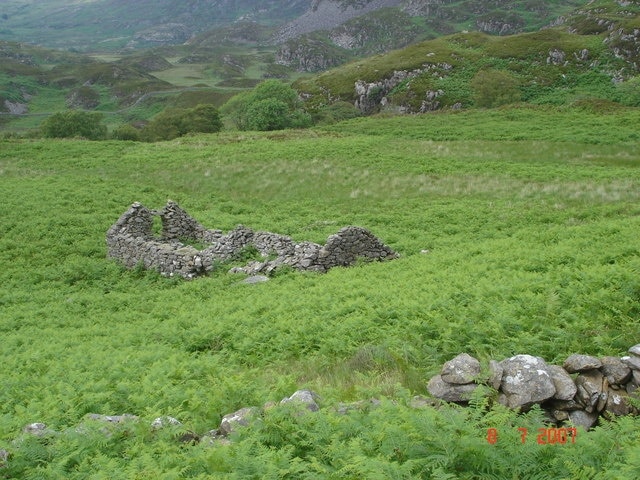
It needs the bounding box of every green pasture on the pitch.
[1,107,640,478]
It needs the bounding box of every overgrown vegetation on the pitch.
[1,105,639,477]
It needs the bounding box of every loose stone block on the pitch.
[427,375,478,402]
[498,355,556,409]
[440,353,481,385]
[563,354,602,373]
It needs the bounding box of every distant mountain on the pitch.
[2,0,637,131]
[0,0,309,50]
[1,1,587,53]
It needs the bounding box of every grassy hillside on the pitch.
[1,106,640,477]
[3,1,638,135]
[296,12,640,113]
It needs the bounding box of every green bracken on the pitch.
[1,105,640,477]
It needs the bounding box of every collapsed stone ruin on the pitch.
[427,344,640,429]
[106,201,398,279]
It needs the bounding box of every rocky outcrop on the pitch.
[106,201,398,279]
[66,86,100,109]
[273,0,404,44]
[354,63,452,113]
[276,38,348,72]
[606,27,640,71]
[2,100,28,115]
[476,14,525,36]
[428,344,640,430]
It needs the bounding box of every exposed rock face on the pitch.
[106,201,398,279]
[273,0,404,44]
[427,345,640,429]
[354,63,452,113]
[66,86,100,109]
[476,13,525,35]
[2,100,28,115]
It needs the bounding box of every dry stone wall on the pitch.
[106,201,398,279]
[428,344,640,430]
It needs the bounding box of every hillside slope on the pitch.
[295,0,640,113]
[1,0,587,53]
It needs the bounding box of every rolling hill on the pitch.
[1,0,638,134]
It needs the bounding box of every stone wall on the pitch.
[427,344,640,429]
[106,201,398,279]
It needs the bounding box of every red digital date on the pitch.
[486,427,577,445]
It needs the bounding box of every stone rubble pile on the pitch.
[428,344,640,429]
[3,389,322,460]
[106,201,398,279]
[4,345,639,467]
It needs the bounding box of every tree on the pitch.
[221,80,312,131]
[41,111,107,140]
[471,69,521,108]
[246,98,289,131]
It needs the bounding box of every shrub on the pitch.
[40,110,107,140]
[111,124,141,141]
[313,101,362,125]
[617,77,640,107]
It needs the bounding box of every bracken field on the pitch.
[1,105,640,478]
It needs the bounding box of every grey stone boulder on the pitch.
[574,371,606,413]
[427,375,478,402]
[604,389,635,417]
[568,409,599,430]
[563,354,602,373]
[22,423,55,437]
[548,365,577,400]
[498,355,556,409]
[547,398,583,412]
[151,416,182,429]
[440,353,481,385]
[219,407,258,436]
[621,355,640,371]
[280,390,320,412]
[600,356,632,386]
[626,371,640,395]
[488,360,503,390]
[628,344,640,356]
[86,414,139,424]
